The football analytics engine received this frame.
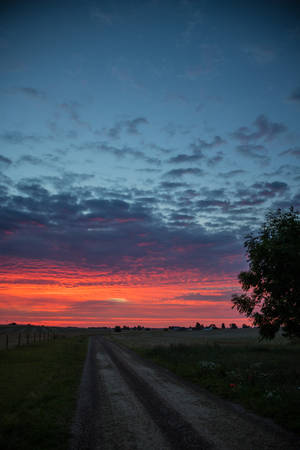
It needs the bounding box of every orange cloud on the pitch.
[0,257,246,327]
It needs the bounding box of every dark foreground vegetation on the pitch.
[136,341,300,434]
[0,336,88,450]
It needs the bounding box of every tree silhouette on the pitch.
[232,207,300,339]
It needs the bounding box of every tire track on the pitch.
[100,337,211,450]
[70,336,300,450]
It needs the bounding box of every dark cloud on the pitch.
[232,114,287,143]
[136,168,161,173]
[169,136,225,164]
[191,135,226,151]
[219,169,246,178]
[77,141,160,165]
[105,117,148,139]
[280,146,300,157]
[125,117,148,134]
[149,143,173,154]
[160,181,188,189]
[232,180,289,209]
[169,152,204,164]
[0,131,45,145]
[17,155,44,165]
[251,181,289,197]
[0,179,244,276]
[15,86,46,99]
[173,292,229,302]
[0,155,12,166]
[164,168,203,178]
[60,101,91,129]
[161,122,190,138]
[287,87,300,103]
[207,151,223,166]
[236,144,267,159]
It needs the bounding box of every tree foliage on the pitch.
[232,207,300,339]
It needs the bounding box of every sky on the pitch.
[0,0,300,327]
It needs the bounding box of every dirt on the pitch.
[70,336,300,450]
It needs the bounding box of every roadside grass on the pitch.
[0,336,88,450]
[136,341,300,434]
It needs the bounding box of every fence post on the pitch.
[6,334,8,350]
[26,334,29,345]
[34,333,36,344]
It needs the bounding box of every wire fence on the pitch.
[0,327,58,350]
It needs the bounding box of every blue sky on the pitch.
[0,0,299,326]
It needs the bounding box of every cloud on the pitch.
[232,115,287,143]
[251,181,289,197]
[197,200,230,212]
[0,131,45,145]
[219,170,246,178]
[236,144,267,159]
[160,181,188,190]
[107,298,127,303]
[287,87,300,103]
[77,141,160,165]
[125,117,148,134]
[207,151,223,166]
[106,117,148,138]
[173,292,230,302]
[232,181,289,209]
[15,86,46,99]
[0,179,245,277]
[0,155,12,166]
[280,146,300,157]
[60,101,91,129]
[169,136,225,164]
[191,135,226,151]
[169,153,204,164]
[17,155,44,166]
[164,168,203,178]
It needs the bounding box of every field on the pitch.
[0,324,111,350]
[0,335,88,450]
[1,326,299,449]
[111,328,300,434]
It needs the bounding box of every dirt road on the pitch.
[70,336,299,450]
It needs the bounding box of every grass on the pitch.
[0,336,88,450]
[134,339,300,434]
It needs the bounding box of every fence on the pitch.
[0,327,57,350]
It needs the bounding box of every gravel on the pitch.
[70,336,300,450]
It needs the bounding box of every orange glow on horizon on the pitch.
[0,257,248,327]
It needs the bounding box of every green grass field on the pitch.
[0,336,88,450]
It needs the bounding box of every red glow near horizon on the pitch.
[0,258,249,328]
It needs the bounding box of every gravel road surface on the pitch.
[70,336,300,450]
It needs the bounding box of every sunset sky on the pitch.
[0,0,300,327]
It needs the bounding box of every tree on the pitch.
[232,207,300,339]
